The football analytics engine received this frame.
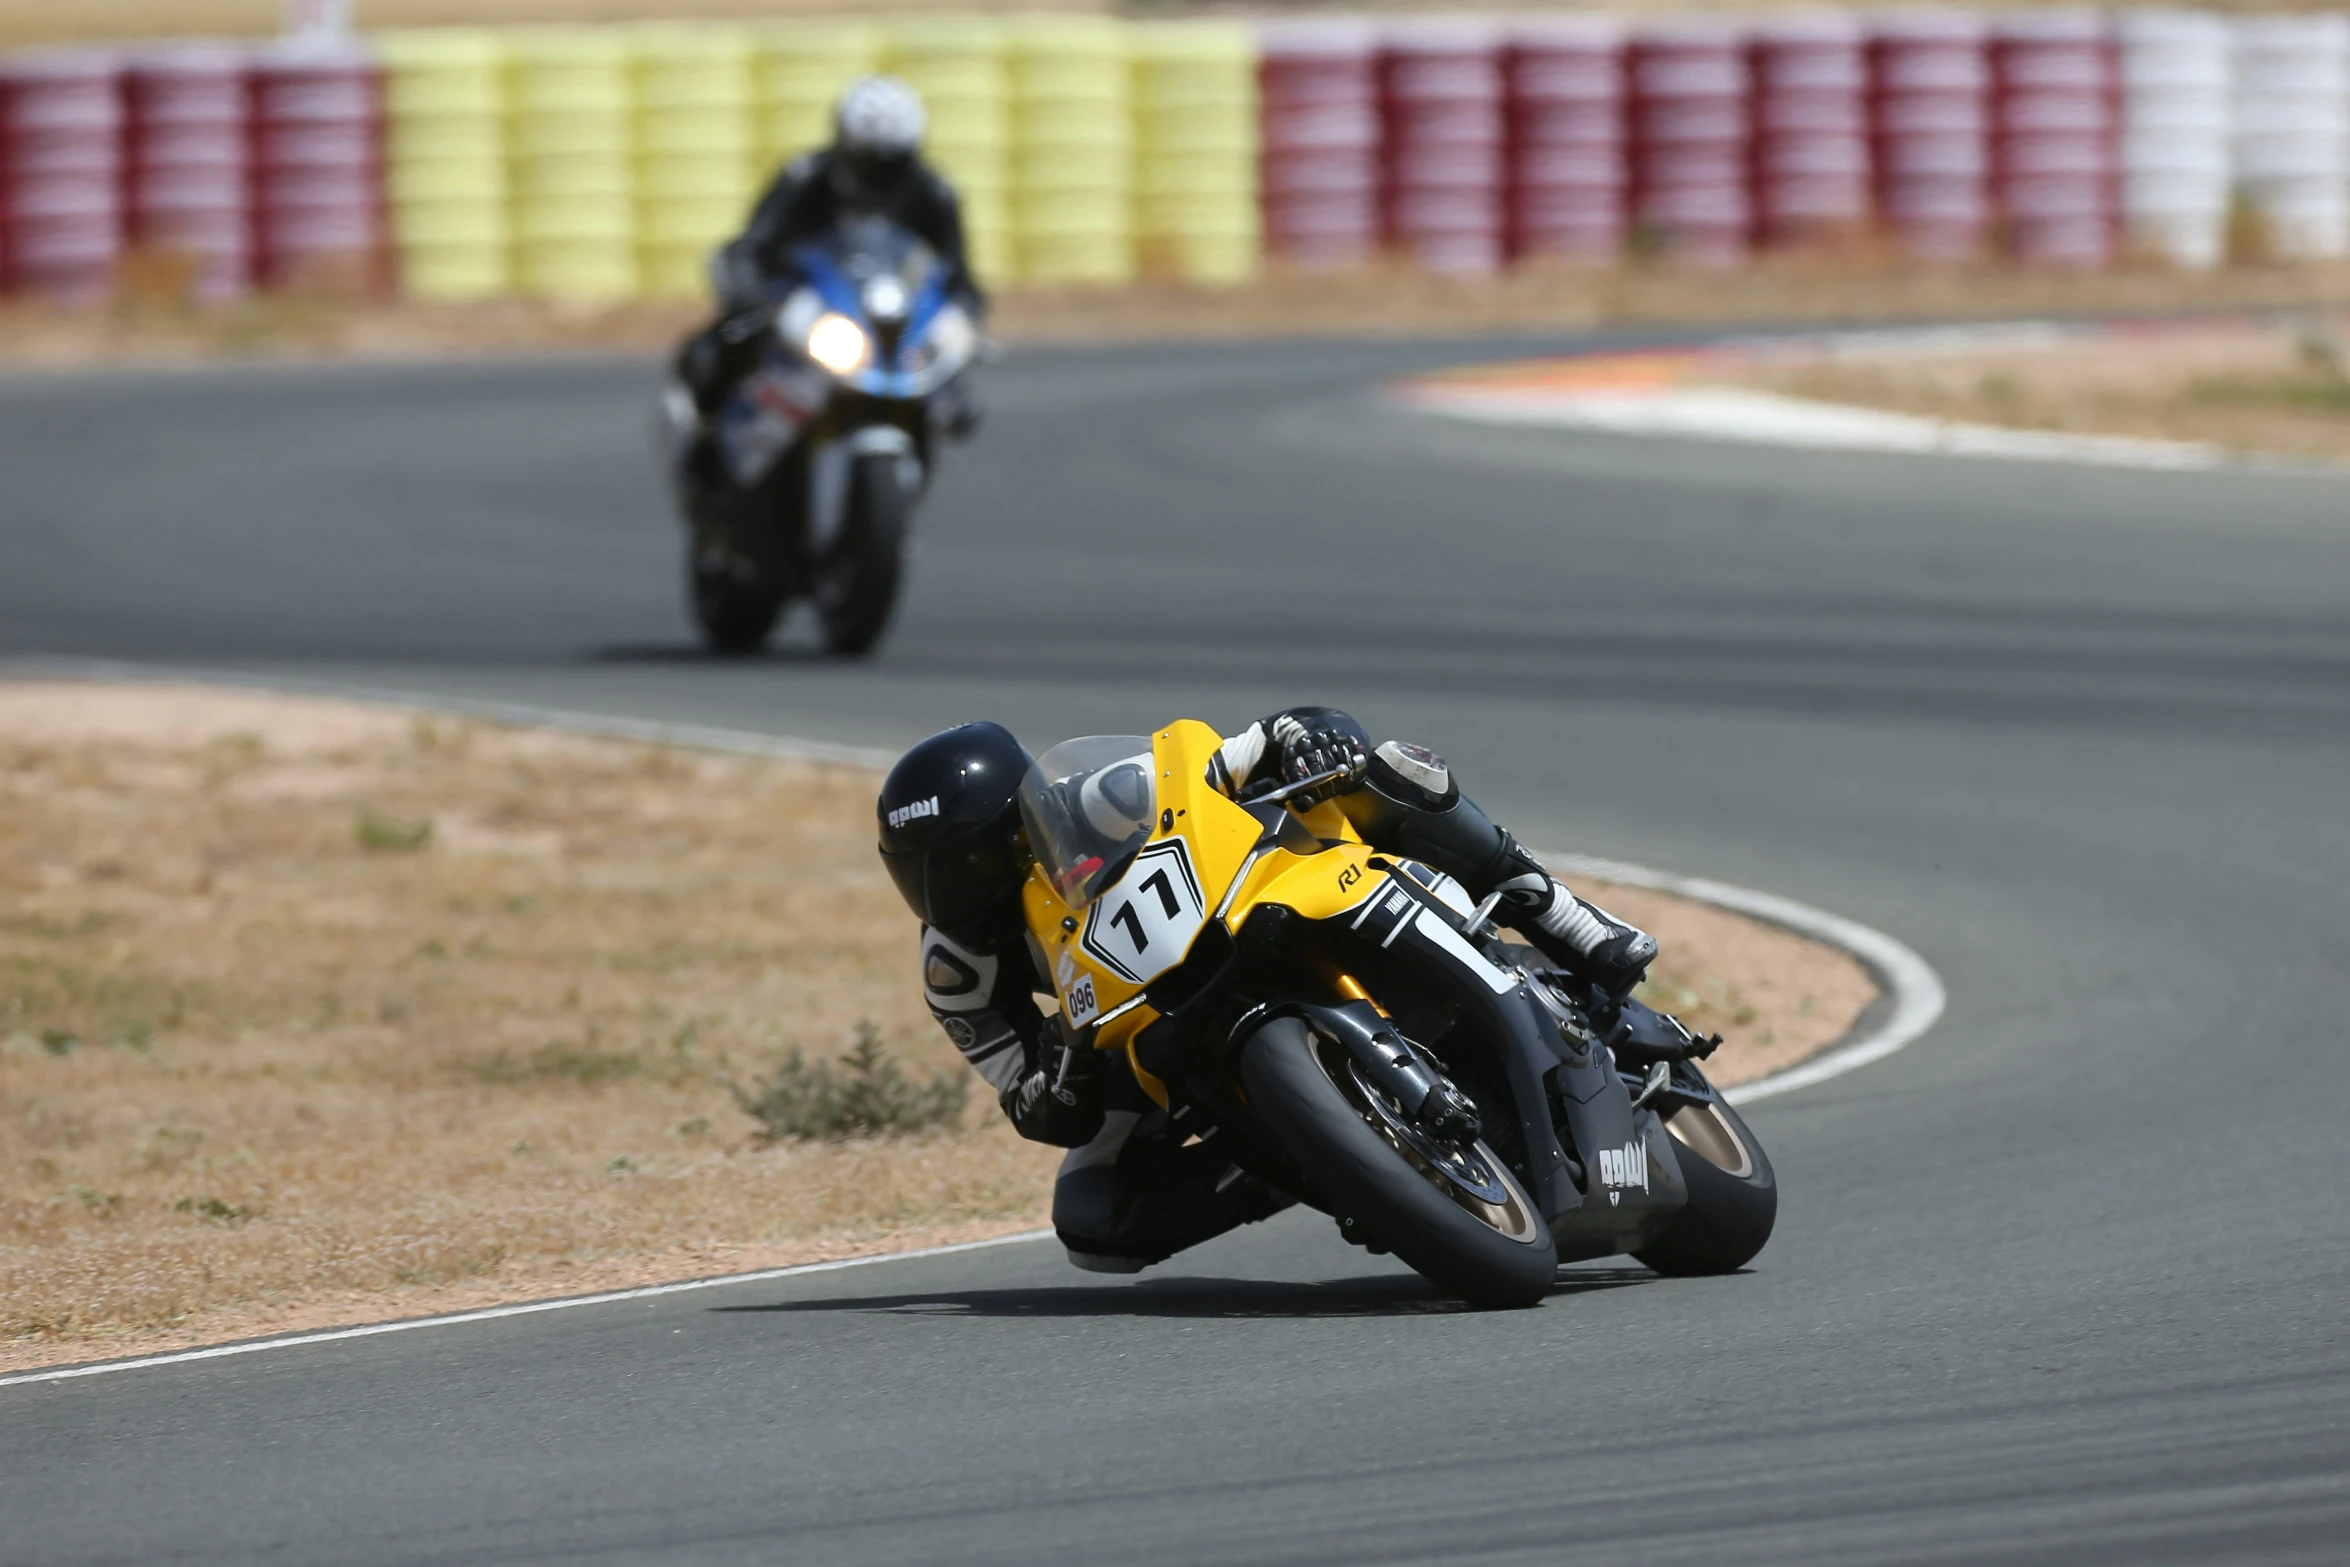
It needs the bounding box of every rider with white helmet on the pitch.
[674,75,985,450]
[711,74,980,315]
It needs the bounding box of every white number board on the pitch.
[1079,839,1207,985]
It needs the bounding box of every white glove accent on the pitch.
[1207,722,1268,795]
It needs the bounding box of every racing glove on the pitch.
[1266,714,1368,804]
[1002,1030,1107,1148]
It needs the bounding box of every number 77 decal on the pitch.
[1079,840,1207,985]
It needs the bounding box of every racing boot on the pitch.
[1497,872,1658,1000]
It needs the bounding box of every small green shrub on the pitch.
[730,1021,968,1143]
[173,1196,251,1223]
[355,809,433,852]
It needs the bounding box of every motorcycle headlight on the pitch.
[805,312,871,375]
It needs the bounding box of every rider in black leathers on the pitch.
[877,709,1660,1275]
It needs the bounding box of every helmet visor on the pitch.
[1016,736,1157,909]
[885,833,1021,939]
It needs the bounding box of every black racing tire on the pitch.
[1238,1018,1556,1310]
[689,557,783,655]
[1634,1096,1777,1276]
[815,452,907,658]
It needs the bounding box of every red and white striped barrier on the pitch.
[249,44,386,291]
[1503,18,1626,265]
[12,12,2350,302]
[1629,21,1751,264]
[1257,20,1381,269]
[0,51,123,299]
[125,45,252,300]
[1380,20,1505,275]
[1990,11,2119,267]
[1750,16,1871,248]
[1870,11,1991,259]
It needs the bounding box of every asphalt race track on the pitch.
[4,339,2349,1565]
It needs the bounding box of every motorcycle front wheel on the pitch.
[689,556,782,656]
[1238,1017,1556,1309]
[814,451,907,657]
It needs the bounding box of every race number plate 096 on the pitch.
[1079,839,1208,986]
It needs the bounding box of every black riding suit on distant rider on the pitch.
[676,147,984,427]
[908,707,1659,1273]
[717,148,982,313]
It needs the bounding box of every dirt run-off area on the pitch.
[0,679,1876,1373]
[13,256,2350,372]
[1729,311,2350,464]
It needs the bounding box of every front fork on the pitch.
[805,421,928,556]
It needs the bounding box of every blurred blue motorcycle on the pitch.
[658,215,984,656]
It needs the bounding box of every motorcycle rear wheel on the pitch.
[1239,1018,1556,1310]
[815,452,907,657]
[1633,1096,1777,1276]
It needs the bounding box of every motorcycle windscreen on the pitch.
[1018,736,1156,909]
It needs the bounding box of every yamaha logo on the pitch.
[886,795,939,830]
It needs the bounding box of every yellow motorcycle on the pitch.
[1017,721,1777,1309]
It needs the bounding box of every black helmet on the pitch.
[877,721,1034,944]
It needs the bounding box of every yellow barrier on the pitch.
[633,25,757,298]
[884,17,1012,286]
[377,14,1265,302]
[1008,14,1131,285]
[379,29,511,299]
[754,20,880,180]
[1131,20,1258,285]
[505,28,637,299]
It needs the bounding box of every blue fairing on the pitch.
[781,231,963,401]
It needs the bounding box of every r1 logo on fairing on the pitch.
[1596,1140,1649,1206]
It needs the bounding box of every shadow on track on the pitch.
[710,1267,1654,1321]
[584,642,833,665]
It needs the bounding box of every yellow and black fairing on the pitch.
[1020,720,1694,1251]
[1020,720,1388,1093]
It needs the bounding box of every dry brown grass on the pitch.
[13,256,2350,374]
[0,679,1869,1371]
[1735,314,2350,463]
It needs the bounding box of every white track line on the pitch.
[0,656,904,772]
[1403,383,2248,473]
[0,659,1947,1386]
[1542,853,1946,1106]
[0,1231,1056,1390]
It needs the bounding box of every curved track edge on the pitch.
[1541,852,1947,1106]
[0,1230,1058,1391]
[0,659,1946,1392]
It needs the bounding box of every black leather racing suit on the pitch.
[716,148,982,313]
[917,708,1655,1272]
